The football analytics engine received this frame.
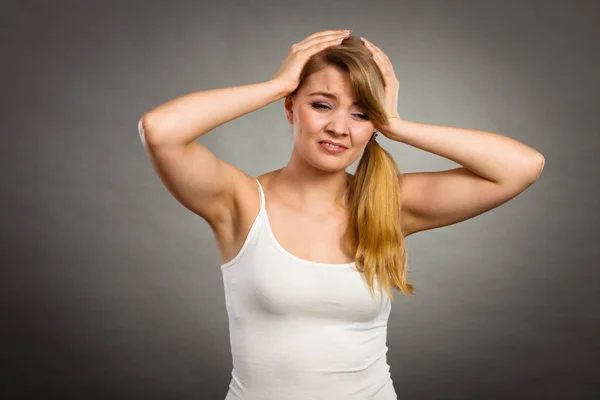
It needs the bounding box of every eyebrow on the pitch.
[308,91,361,105]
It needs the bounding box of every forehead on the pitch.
[300,66,355,100]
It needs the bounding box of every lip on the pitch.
[319,140,347,148]
[319,141,348,154]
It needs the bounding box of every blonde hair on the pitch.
[289,36,415,301]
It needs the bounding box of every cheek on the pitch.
[354,126,375,144]
[294,108,322,136]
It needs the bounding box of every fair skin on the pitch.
[249,65,377,265]
[139,30,544,265]
[359,36,544,235]
[268,35,545,239]
[273,65,376,214]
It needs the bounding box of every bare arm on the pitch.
[140,80,288,146]
[393,119,544,236]
[360,36,545,237]
[138,30,350,226]
[138,80,287,225]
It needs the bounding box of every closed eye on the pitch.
[311,102,330,110]
[311,103,370,120]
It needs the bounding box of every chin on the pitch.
[310,153,353,173]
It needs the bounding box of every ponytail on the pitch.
[344,133,415,301]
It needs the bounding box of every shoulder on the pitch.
[210,168,279,258]
[228,168,281,222]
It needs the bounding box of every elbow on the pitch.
[138,114,160,146]
[528,152,545,183]
[137,115,147,141]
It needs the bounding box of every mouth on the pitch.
[319,141,348,153]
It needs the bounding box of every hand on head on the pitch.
[360,37,402,131]
[272,30,351,96]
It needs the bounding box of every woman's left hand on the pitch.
[360,37,402,135]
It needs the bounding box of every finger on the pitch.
[368,42,389,63]
[304,30,348,41]
[361,37,390,62]
[296,31,349,51]
[372,51,390,69]
[375,56,398,84]
[362,38,395,76]
[374,55,393,80]
[297,30,349,47]
[302,36,346,55]
[371,52,388,75]
[370,50,397,87]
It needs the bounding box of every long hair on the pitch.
[288,36,415,301]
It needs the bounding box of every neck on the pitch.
[273,154,351,212]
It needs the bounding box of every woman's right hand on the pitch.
[271,29,351,96]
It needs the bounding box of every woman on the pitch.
[138,30,544,399]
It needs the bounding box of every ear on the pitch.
[284,95,294,124]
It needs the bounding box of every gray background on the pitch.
[2,0,599,399]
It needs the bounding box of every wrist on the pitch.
[381,116,407,142]
[267,78,295,99]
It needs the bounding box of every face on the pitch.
[284,65,375,172]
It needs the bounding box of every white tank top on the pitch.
[221,178,397,399]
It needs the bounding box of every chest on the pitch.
[266,203,354,265]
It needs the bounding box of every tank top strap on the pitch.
[220,179,265,270]
[255,178,265,212]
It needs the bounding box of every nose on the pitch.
[325,110,350,136]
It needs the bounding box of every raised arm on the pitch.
[138,80,287,226]
[360,36,545,237]
[138,29,351,226]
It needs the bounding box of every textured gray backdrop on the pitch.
[2,0,598,399]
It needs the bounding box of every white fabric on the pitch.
[221,178,397,399]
